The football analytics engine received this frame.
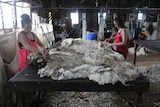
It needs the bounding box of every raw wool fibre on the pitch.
[137,64,160,83]
[40,92,121,107]
[36,38,140,85]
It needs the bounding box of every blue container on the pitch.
[87,32,98,40]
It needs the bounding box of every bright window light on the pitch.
[0,1,30,29]
[70,13,79,26]
[32,12,40,29]
[138,12,143,20]
[0,15,2,29]
[1,2,13,28]
[1,0,12,2]
[98,12,106,24]
[16,2,30,28]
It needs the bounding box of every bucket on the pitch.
[87,32,97,40]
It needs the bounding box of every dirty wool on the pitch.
[36,38,139,85]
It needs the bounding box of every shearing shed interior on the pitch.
[0,0,160,107]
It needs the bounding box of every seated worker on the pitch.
[56,27,69,42]
[138,31,147,40]
[18,14,47,71]
[106,17,129,59]
[87,28,98,40]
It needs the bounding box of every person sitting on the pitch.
[55,26,69,42]
[138,31,147,40]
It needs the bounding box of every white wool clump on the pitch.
[49,50,74,56]
[61,38,74,47]
[62,38,99,54]
[38,64,55,77]
[58,70,74,80]
[38,63,138,85]
[37,68,45,78]
[28,52,39,60]
[27,52,43,64]
[128,47,148,56]
[111,61,139,83]
[48,48,58,55]
[97,42,106,51]
[110,52,125,61]
[89,72,112,85]
[137,64,160,83]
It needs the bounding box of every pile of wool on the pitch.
[137,64,160,83]
[37,38,140,85]
[27,52,44,63]
[128,47,147,56]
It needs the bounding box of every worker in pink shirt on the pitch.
[18,14,47,71]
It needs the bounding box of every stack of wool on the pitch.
[37,38,140,85]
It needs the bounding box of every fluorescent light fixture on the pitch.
[138,12,143,20]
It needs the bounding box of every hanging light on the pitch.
[95,0,98,7]
[138,11,143,20]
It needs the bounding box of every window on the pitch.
[70,12,79,26]
[0,1,30,29]
[98,12,106,24]
[16,2,30,28]
[0,1,14,28]
[32,12,40,29]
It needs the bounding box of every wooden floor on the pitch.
[126,50,160,67]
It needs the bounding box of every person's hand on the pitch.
[107,43,113,47]
[37,45,47,58]
[43,48,48,56]
[103,42,114,48]
[105,38,111,42]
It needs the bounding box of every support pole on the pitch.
[82,13,87,40]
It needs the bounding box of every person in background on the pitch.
[56,26,69,42]
[61,28,69,41]
[106,17,129,59]
[18,14,47,71]
[138,31,147,40]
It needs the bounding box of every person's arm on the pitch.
[108,29,128,47]
[33,33,48,56]
[61,31,66,41]
[105,34,116,42]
